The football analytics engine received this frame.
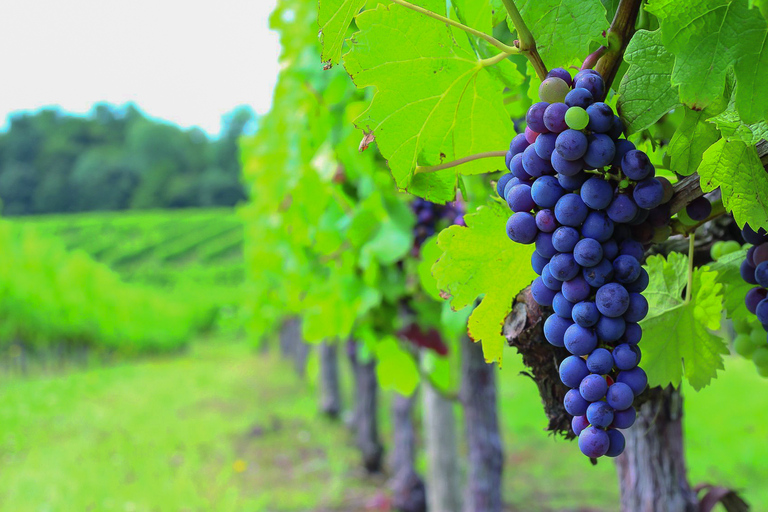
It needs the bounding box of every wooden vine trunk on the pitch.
[460,335,504,512]
[422,380,462,512]
[389,392,426,512]
[346,340,384,473]
[318,341,341,418]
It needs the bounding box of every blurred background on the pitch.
[0,1,766,512]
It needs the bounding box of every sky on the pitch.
[0,0,280,136]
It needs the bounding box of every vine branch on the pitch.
[414,150,507,174]
[387,0,518,55]
[594,0,643,95]
[499,0,548,80]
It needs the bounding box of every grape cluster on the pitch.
[733,226,768,376]
[411,198,465,255]
[498,68,667,458]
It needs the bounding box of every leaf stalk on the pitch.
[499,0,548,80]
[414,151,507,174]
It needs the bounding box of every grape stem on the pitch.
[595,0,643,95]
[386,0,519,56]
[670,200,727,236]
[414,150,507,174]
[685,233,695,303]
[499,0,548,80]
[581,46,607,70]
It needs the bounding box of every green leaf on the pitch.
[515,0,609,66]
[418,236,443,301]
[751,0,768,19]
[617,29,679,134]
[641,253,728,390]
[709,248,753,321]
[318,0,366,65]
[667,107,722,176]
[344,3,520,202]
[432,202,537,364]
[697,138,768,230]
[375,335,420,395]
[647,0,768,123]
[709,94,768,144]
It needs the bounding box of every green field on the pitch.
[1,340,764,511]
[15,208,244,289]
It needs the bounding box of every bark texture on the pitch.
[347,340,384,473]
[318,341,341,418]
[615,387,698,512]
[422,380,462,512]
[390,392,427,512]
[460,335,503,512]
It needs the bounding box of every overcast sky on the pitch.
[0,0,280,135]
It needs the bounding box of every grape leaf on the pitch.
[418,236,443,301]
[697,138,768,230]
[709,95,768,144]
[647,0,768,124]
[514,0,609,66]
[318,0,366,65]
[374,335,420,395]
[344,2,520,203]
[641,253,728,390]
[617,30,679,134]
[667,107,722,177]
[432,202,536,364]
[751,0,768,21]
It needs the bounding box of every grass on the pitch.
[0,340,765,511]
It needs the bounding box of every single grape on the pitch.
[605,429,626,457]
[534,132,558,161]
[563,324,598,356]
[553,292,575,318]
[686,196,712,221]
[531,175,566,208]
[596,315,626,342]
[583,258,615,288]
[584,134,616,169]
[525,127,540,146]
[505,150,514,170]
[565,106,589,130]
[581,211,615,242]
[551,153,583,178]
[542,264,563,291]
[746,287,768,314]
[596,282,630,318]
[756,299,768,324]
[565,87,594,109]
[573,301,601,328]
[505,183,535,213]
[573,68,601,82]
[752,243,768,265]
[565,390,590,416]
[555,193,589,227]
[587,347,614,374]
[539,77,570,103]
[657,176,674,203]
[506,212,537,244]
[535,209,557,233]
[531,277,557,306]
[555,129,589,161]
[536,231,558,258]
[558,171,589,192]
[624,293,649,322]
[616,367,648,396]
[526,101,550,133]
[607,194,638,224]
[580,177,614,210]
[612,407,636,429]
[742,225,768,245]
[607,116,625,140]
[574,238,604,267]
[602,239,619,261]
[613,343,641,370]
[531,251,549,275]
[741,260,759,285]
[574,74,605,100]
[543,102,570,133]
[561,275,592,303]
[560,355,590,388]
[522,144,554,178]
[579,374,608,401]
[621,322,642,345]
[613,255,641,284]
[572,415,589,436]
[550,253,581,281]
[509,153,528,180]
[579,426,610,458]
[544,314,574,347]
[633,178,664,210]
[586,102,614,133]
[510,133,530,155]
[621,150,653,180]
[552,226,581,253]
[587,401,614,428]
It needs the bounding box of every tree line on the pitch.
[0,103,252,215]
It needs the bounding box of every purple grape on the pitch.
[607,116,625,140]
[621,150,653,180]
[558,172,588,192]
[607,194,638,223]
[574,238,603,267]
[506,212,537,244]
[746,287,768,314]
[602,239,619,260]
[547,67,573,87]
[633,178,664,209]
[580,177,614,210]
[573,301,601,328]
[581,211,614,242]
[565,87,594,108]
[559,355,590,388]
[613,255,641,284]
[555,193,589,227]
[741,260,758,285]
[542,264,563,291]
[583,258,615,288]
[510,133,530,155]
[510,153,528,180]
[579,374,608,401]
[534,132,558,160]
[522,144,554,178]
[624,293,649,322]
[535,231,558,258]
[562,274,592,303]
[553,292,575,318]
[612,407,636,429]
[551,153,584,177]
[505,183,535,213]
[596,315,626,342]
[617,367,647,396]
[555,130,589,161]
[564,324,598,356]
[550,253,580,282]
[613,343,641,370]
[586,102,614,133]
[612,139,636,167]
[587,347,614,374]
[686,196,712,221]
[543,102,570,133]
[531,276,556,306]
[535,209,557,232]
[552,226,581,252]
[575,74,605,100]
[497,173,514,198]
[596,282,630,318]
[544,314,573,347]
[605,429,626,457]
[587,401,615,428]
[531,175,565,208]
[584,134,616,168]
[742,225,768,245]
[756,299,768,324]
[572,415,589,435]
[565,389,590,416]
[526,101,550,133]
[621,322,642,345]
[579,426,610,458]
